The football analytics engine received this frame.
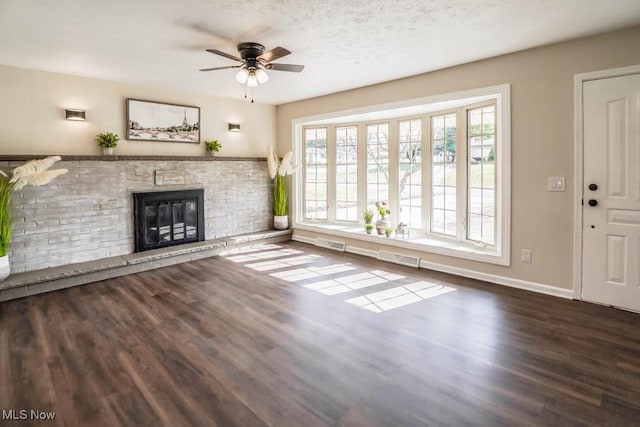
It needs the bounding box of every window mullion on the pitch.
[422,115,431,234]
[357,123,367,223]
[457,108,468,241]
[327,125,336,222]
[388,119,399,228]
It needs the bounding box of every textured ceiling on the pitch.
[1,0,640,105]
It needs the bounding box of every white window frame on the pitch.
[292,84,511,266]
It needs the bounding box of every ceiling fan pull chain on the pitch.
[251,87,254,103]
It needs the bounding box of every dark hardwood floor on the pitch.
[1,241,640,426]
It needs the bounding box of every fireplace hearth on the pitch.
[133,189,205,252]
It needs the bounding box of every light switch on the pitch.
[548,176,565,192]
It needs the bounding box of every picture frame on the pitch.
[126,99,200,144]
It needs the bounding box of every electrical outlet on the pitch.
[521,249,532,263]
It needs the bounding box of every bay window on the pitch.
[296,85,510,265]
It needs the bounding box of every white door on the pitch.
[582,72,640,311]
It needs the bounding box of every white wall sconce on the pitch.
[65,109,86,121]
[228,123,241,132]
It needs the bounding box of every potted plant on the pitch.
[375,201,391,235]
[362,207,374,231]
[205,140,222,157]
[365,224,374,235]
[267,147,299,230]
[384,227,393,237]
[0,156,68,281]
[96,132,120,155]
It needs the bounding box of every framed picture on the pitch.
[126,99,200,143]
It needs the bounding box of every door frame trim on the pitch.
[573,65,640,300]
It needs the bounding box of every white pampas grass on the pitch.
[278,151,292,176]
[267,147,299,178]
[10,156,68,190]
[11,156,62,180]
[13,169,68,190]
[267,147,278,179]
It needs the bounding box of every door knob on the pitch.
[588,199,598,207]
[588,184,598,191]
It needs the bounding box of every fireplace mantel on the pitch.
[0,155,266,162]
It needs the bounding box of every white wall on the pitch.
[0,65,276,157]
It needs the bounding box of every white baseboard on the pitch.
[292,234,316,245]
[292,234,574,300]
[418,260,574,299]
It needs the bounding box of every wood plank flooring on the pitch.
[1,241,640,426]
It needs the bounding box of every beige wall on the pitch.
[276,25,640,291]
[0,65,276,157]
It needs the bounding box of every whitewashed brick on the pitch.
[8,159,272,273]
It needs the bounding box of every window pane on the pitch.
[467,105,496,245]
[367,123,390,208]
[336,128,358,222]
[432,188,445,210]
[431,113,456,237]
[399,119,422,229]
[482,215,495,245]
[304,128,328,220]
[432,209,445,234]
[445,211,457,236]
[468,213,482,241]
[445,187,456,212]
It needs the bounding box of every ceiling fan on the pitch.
[200,42,304,88]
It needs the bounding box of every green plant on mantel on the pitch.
[205,140,222,152]
[95,132,120,148]
[0,157,68,257]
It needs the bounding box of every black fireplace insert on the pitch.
[133,189,204,252]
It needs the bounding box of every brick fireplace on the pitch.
[2,155,272,274]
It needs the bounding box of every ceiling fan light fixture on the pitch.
[255,68,269,84]
[246,72,259,88]
[235,68,249,84]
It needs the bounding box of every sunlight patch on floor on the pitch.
[226,248,303,263]
[269,263,356,283]
[220,244,282,256]
[346,281,456,313]
[245,254,325,271]
[229,246,454,313]
[303,270,405,295]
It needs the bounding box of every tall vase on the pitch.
[0,255,9,282]
[376,215,390,235]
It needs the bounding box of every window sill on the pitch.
[294,221,509,266]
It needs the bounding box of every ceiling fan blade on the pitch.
[258,46,291,63]
[199,65,242,72]
[266,63,305,72]
[206,49,243,62]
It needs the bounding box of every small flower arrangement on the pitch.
[365,223,374,234]
[384,227,393,237]
[375,201,390,217]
